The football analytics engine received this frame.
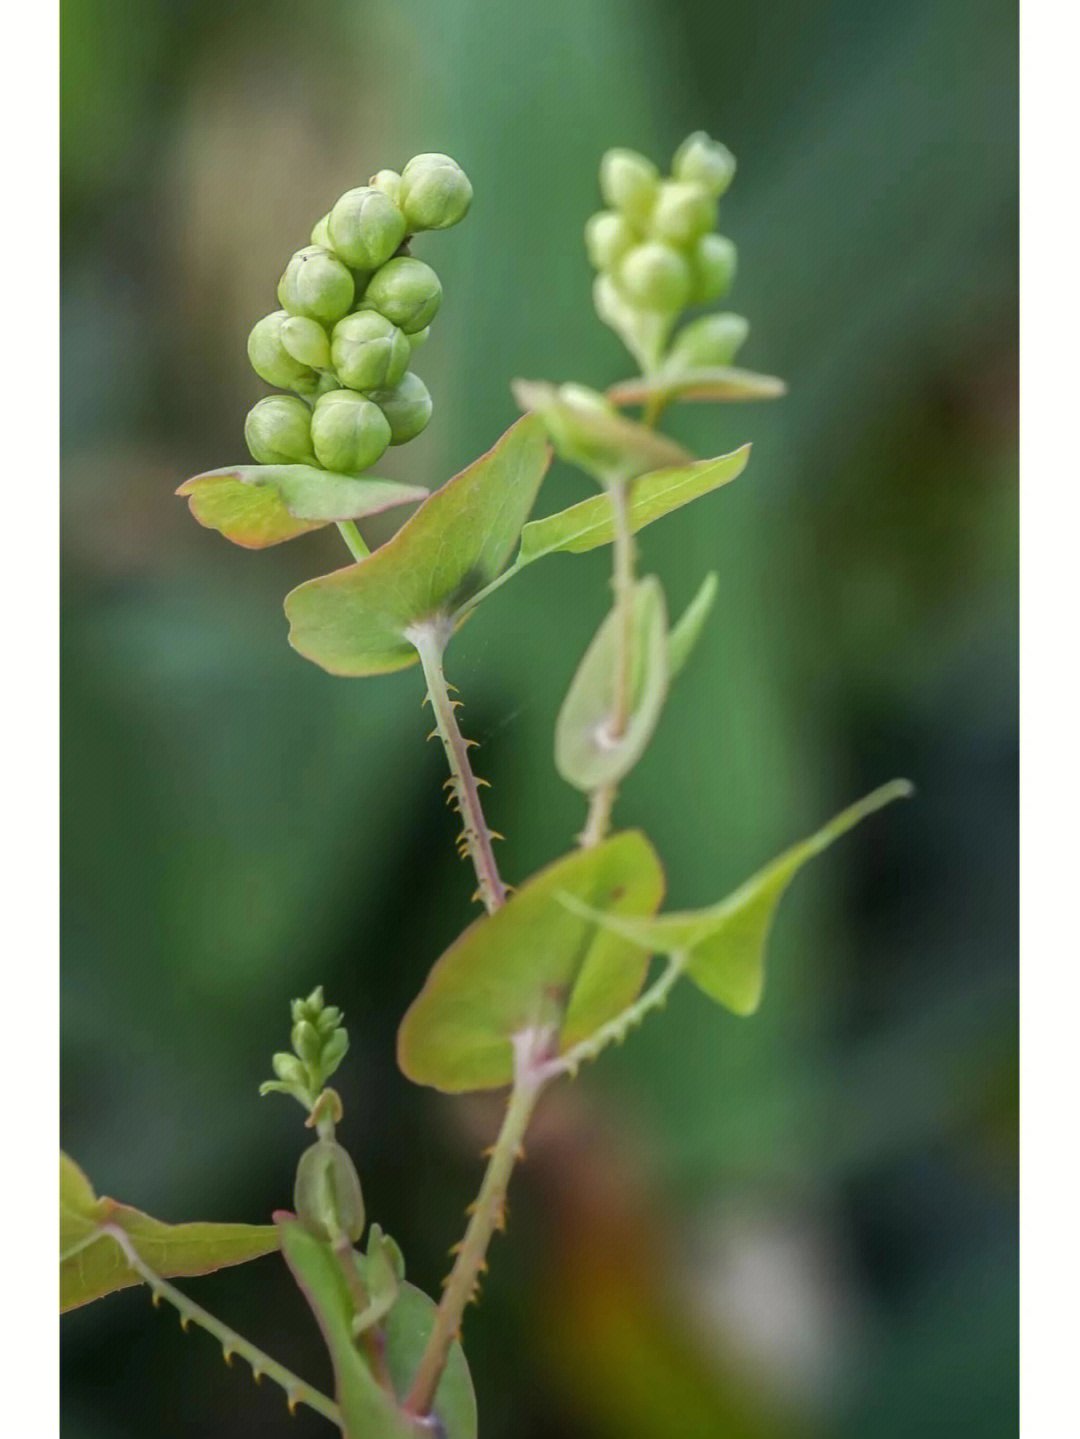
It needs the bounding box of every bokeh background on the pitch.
[61,1,1017,1435]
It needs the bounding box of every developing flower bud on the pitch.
[294,1140,365,1244]
[247,311,321,392]
[328,187,407,271]
[688,233,737,304]
[244,395,316,466]
[369,169,402,204]
[311,214,332,249]
[311,390,392,474]
[618,241,692,312]
[271,1051,307,1087]
[362,257,442,333]
[599,149,659,227]
[672,132,737,198]
[667,312,749,370]
[584,210,635,272]
[649,180,718,247]
[277,247,355,326]
[292,1020,322,1065]
[370,371,432,445]
[330,311,410,392]
[280,315,332,371]
[398,153,473,232]
[406,325,430,352]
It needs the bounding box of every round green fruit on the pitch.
[598,148,658,227]
[584,210,635,271]
[328,187,407,271]
[649,180,717,248]
[277,246,354,325]
[243,395,316,466]
[398,152,473,231]
[330,311,410,392]
[688,233,737,304]
[672,132,737,198]
[362,257,442,333]
[370,371,432,444]
[618,241,692,312]
[311,389,392,473]
[247,311,321,391]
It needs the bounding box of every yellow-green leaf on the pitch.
[607,366,787,408]
[555,577,670,793]
[284,416,551,676]
[513,378,691,481]
[397,832,666,1092]
[667,572,719,677]
[176,466,427,549]
[60,1152,279,1313]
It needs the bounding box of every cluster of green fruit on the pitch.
[586,132,749,373]
[244,154,472,475]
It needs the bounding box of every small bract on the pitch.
[667,312,749,370]
[280,314,332,371]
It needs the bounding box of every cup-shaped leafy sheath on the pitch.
[294,1140,365,1244]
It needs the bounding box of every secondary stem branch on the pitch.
[336,520,371,562]
[409,619,507,914]
[404,1042,547,1418]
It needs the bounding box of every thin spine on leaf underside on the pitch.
[97,1224,341,1426]
[408,616,507,913]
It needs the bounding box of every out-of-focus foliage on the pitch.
[62,0,1016,1435]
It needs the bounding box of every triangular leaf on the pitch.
[177,466,428,549]
[513,378,691,480]
[667,572,719,678]
[607,366,787,408]
[277,1216,476,1439]
[562,782,913,1016]
[397,832,665,1092]
[284,416,551,676]
[60,1152,279,1313]
[555,577,670,793]
[517,449,749,566]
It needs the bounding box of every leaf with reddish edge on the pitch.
[284,415,551,676]
[60,1152,279,1312]
[397,831,665,1093]
[176,465,428,549]
[606,365,787,408]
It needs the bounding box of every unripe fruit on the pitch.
[277,246,354,326]
[248,311,320,392]
[688,233,737,304]
[584,210,635,272]
[311,214,332,248]
[398,153,473,231]
[598,148,658,227]
[362,257,441,333]
[330,311,410,392]
[667,312,749,370]
[311,390,392,474]
[649,180,717,247]
[370,371,432,445]
[369,169,402,204]
[328,187,407,271]
[618,241,692,312]
[280,315,332,370]
[244,395,316,466]
[672,132,737,198]
[406,325,430,352]
[294,1140,365,1244]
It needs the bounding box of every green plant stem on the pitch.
[336,520,371,562]
[101,1224,342,1428]
[409,619,507,913]
[404,1048,547,1418]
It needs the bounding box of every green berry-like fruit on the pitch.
[672,132,737,198]
[280,315,332,370]
[244,395,316,466]
[330,311,410,392]
[277,246,355,325]
[328,187,407,271]
[688,233,737,304]
[294,1140,365,1244]
[598,148,658,226]
[370,371,432,444]
[649,180,718,247]
[584,210,635,272]
[362,257,442,333]
[311,389,392,473]
[618,241,692,312]
[248,311,321,392]
[398,152,473,232]
[311,214,332,248]
[406,325,430,351]
[667,312,749,370]
[369,169,402,203]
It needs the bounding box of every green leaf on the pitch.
[607,366,787,408]
[555,577,669,793]
[667,572,719,677]
[513,378,691,481]
[60,1152,279,1313]
[517,448,749,566]
[277,1216,476,1439]
[284,415,551,676]
[397,832,665,1092]
[176,466,428,549]
[561,782,913,1015]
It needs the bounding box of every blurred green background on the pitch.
[61,0,1016,1435]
